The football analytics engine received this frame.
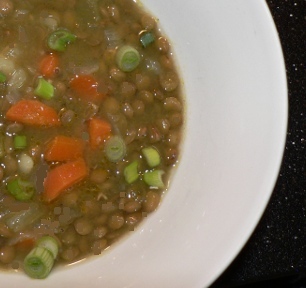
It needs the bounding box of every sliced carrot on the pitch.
[43,158,88,202]
[45,136,85,162]
[6,99,60,127]
[70,75,105,103]
[15,238,35,252]
[39,53,59,78]
[88,118,112,148]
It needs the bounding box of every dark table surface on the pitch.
[210,1,306,287]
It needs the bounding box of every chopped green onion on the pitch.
[23,235,59,279]
[142,147,161,167]
[7,177,35,201]
[140,32,155,48]
[105,135,126,162]
[143,169,165,189]
[0,71,6,83]
[47,29,77,52]
[23,246,54,279]
[116,45,140,72]
[14,135,27,149]
[124,161,139,184]
[34,78,54,100]
[36,236,59,260]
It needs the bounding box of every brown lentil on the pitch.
[109,67,126,82]
[92,239,108,255]
[120,81,136,99]
[156,37,170,53]
[125,212,143,228]
[141,15,156,30]
[168,112,183,127]
[0,0,13,16]
[123,200,142,213]
[143,191,161,212]
[107,212,125,230]
[74,217,93,236]
[160,71,179,92]
[138,90,154,103]
[61,227,77,245]
[90,168,108,184]
[156,118,171,134]
[132,99,145,115]
[135,74,151,91]
[102,97,120,115]
[122,102,134,119]
[60,246,80,262]
[93,226,108,239]
[164,97,182,112]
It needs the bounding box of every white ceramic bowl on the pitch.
[2,0,287,287]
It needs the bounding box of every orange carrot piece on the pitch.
[6,99,60,127]
[43,158,88,202]
[15,238,35,252]
[45,136,85,162]
[39,53,59,78]
[88,118,112,148]
[70,75,105,103]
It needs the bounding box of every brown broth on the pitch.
[0,0,184,276]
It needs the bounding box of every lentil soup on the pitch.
[0,0,184,278]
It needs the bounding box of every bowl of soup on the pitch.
[0,0,287,287]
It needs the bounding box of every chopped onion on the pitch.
[8,68,27,90]
[5,203,45,232]
[104,28,121,49]
[5,46,22,59]
[42,17,58,30]
[18,153,34,175]
[144,58,161,74]
[0,56,15,75]
[6,90,21,104]
[69,63,99,75]
[14,9,29,17]
[18,26,29,43]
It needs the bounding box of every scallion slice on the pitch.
[23,246,54,279]
[143,169,165,189]
[116,45,140,72]
[47,29,77,52]
[105,135,126,162]
[140,32,155,48]
[142,147,161,167]
[36,236,59,260]
[0,71,6,83]
[34,78,54,100]
[124,161,139,184]
[14,135,27,149]
[7,177,35,201]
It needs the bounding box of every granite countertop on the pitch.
[211,1,306,287]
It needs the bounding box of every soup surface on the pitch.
[0,0,183,278]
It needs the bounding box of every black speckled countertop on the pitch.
[211,1,306,287]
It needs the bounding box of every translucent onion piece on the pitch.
[8,68,27,90]
[5,203,45,232]
[0,57,15,75]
